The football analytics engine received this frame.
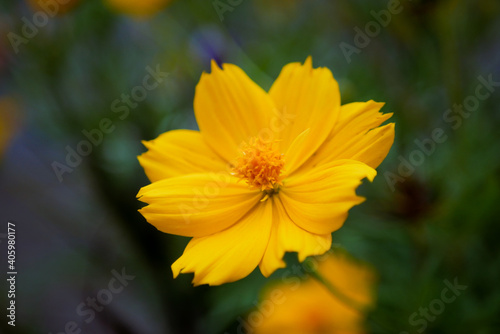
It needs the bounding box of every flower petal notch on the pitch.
[137,58,395,286]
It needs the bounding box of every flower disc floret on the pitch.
[231,137,285,191]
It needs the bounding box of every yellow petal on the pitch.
[138,173,261,237]
[259,196,332,277]
[171,200,273,286]
[194,61,276,162]
[269,57,340,173]
[138,130,228,182]
[298,100,395,174]
[280,160,376,235]
[283,128,310,174]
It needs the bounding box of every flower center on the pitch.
[231,137,285,192]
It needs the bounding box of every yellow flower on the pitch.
[137,57,394,286]
[27,0,82,15]
[105,0,172,17]
[0,97,21,157]
[246,251,376,334]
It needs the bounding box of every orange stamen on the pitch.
[232,137,285,192]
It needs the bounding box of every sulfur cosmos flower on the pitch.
[246,251,376,334]
[137,57,394,286]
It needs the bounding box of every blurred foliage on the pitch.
[1,0,500,333]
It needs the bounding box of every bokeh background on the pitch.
[1,0,500,333]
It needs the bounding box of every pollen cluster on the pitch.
[232,137,285,192]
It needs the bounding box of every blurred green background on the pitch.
[1,0,500,333]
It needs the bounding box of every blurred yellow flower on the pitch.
[105,0,172,17]
[27,0,171,17]
[0,97,21,157]
[137,57,394,286]
[247,251,376,334]
[27,0,82,15]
